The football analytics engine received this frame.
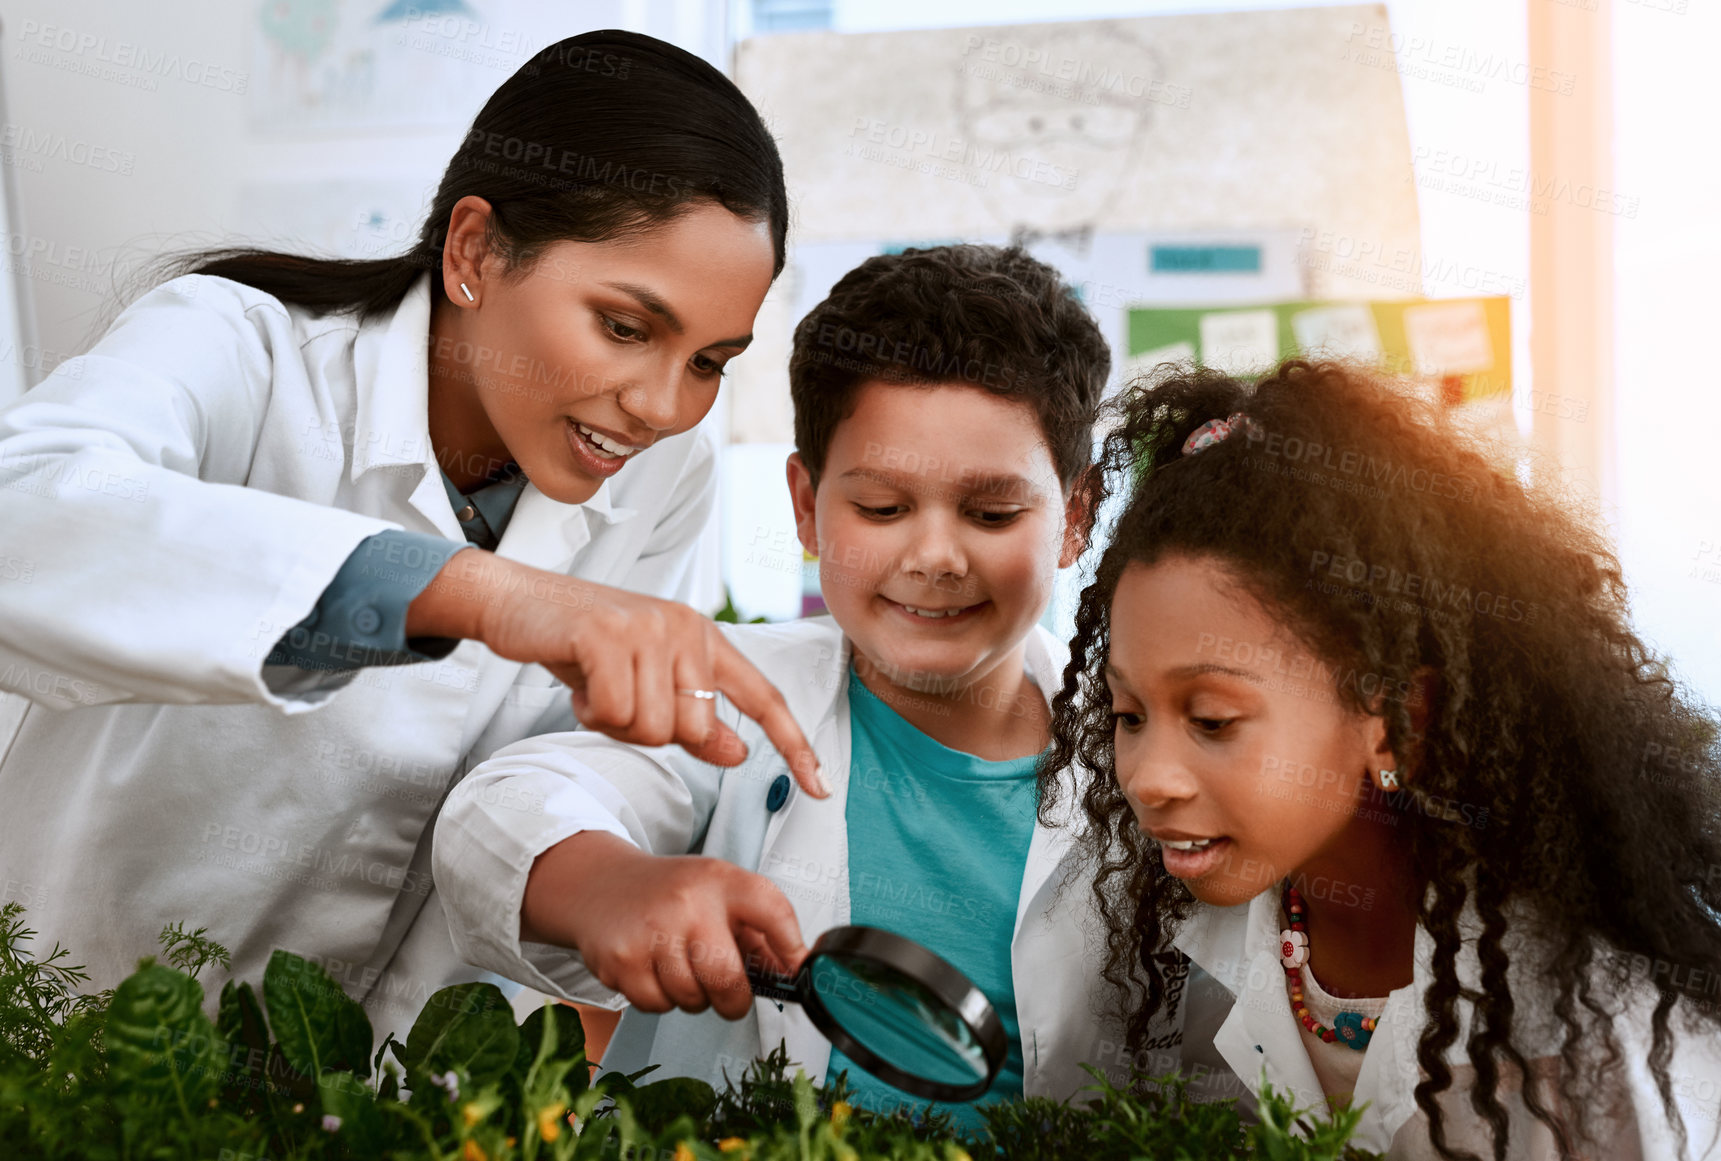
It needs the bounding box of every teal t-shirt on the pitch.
[827,668,1041,1131]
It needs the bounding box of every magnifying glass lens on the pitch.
[808,954,989,1087]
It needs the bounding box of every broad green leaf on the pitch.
[589,1062,656,1106]
[400,982,518,1090]
[261,951,372,1078]
[267,1040,318,1104]
[628,1075,717,1134]
[514,1001,585,1078]
[104,959,223,1107]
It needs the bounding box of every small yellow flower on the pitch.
[462,1140,489,1161]
[718,1138,749,1154]
[537,1101,567,1143]
[950,1149,973,1161]
[830,1100,853,1131]
[673,1143,697,1161]
[463,1101,485,1127]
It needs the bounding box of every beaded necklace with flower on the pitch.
[1279,884,1378,1050]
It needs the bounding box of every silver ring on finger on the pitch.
[676,688,718,700]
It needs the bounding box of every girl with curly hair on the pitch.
[1042,360,1721,1159]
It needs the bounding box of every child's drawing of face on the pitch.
[788,381,1084,703]
[1104,555,1395,907]
[955,28,1158,230]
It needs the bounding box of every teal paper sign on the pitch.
[1150,245,1262,274]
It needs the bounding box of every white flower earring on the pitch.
[1377,768,1400,791]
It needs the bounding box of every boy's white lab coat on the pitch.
[1174,889,1721,1159]
[434,617,1155,1102]
[0,272,716,1045]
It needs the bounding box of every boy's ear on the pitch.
[1058,466,1100,569]
[786,452,819,558]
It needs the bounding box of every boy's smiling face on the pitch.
[788,380,1085,702]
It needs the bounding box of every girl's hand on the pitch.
[407,548,827,796]
[520,831,808,1019]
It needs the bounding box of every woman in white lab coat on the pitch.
[0,28,822,1044]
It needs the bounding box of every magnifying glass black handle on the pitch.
[744,963,802,1004]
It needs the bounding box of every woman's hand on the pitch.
[407,547,827,795]
[521,831,808,1019]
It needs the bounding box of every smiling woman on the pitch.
[0,28,826,1050]
[423,200,771,502]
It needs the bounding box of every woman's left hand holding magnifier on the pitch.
[407,547,830,797]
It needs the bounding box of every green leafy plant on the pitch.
[713,588,770,625]
[0,902,1381,1159]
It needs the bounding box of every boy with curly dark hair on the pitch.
[434,245,1165,1127]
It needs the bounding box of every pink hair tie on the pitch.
[1181,412,1260,456]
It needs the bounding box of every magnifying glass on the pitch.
[744,925,1006,1102]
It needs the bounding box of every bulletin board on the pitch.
[1128,296,1513,402]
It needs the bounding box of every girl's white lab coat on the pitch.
[1173,887,1721,1159]
[433,617,1162,1102]
[0,272,717,1044]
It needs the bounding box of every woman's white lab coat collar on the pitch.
[350,272,436,483]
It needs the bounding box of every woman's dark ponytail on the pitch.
[165,29,787,317]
